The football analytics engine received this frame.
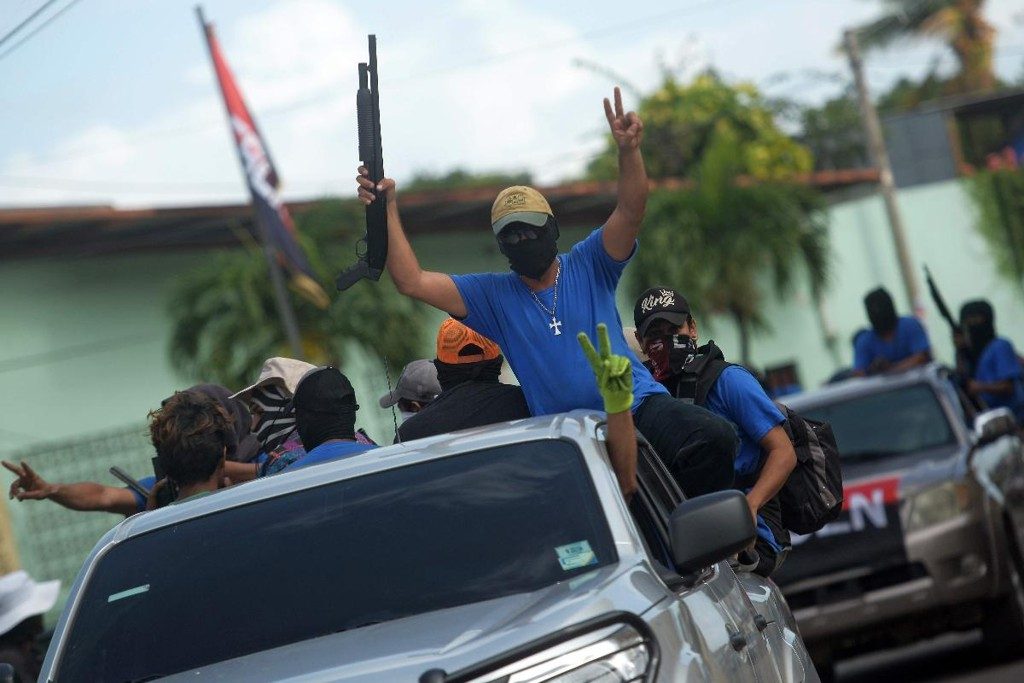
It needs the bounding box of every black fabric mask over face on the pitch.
[498,220,558,280]
[961,299,996,354]
[434,356,504,391]
[293,368,359,450]
[644,334,697,381]
[864,287,898,335]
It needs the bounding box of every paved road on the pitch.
[836,630,1024,683]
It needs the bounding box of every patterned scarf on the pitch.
[252,385,297,454]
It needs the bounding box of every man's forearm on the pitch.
[383,199,424,295]
[892,351,931,372]
[748,447,795,512]
[50,482,137,515]
[616,147,648,223]
[606,411,638,498]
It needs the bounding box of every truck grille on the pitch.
[786,562,928,611]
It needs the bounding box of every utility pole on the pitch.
[844,28,922,316]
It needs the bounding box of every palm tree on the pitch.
[168,199,429,389]
[630,129,831,364]
[858,0,996,93]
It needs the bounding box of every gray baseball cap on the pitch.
[378,359,441,408]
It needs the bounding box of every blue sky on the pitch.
[1,0,1022,207]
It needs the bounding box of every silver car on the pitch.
[39,411,817,682]
[776,364,1024,677]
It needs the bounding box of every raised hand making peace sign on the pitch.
[578,323,634,415]
[603,86,643,151]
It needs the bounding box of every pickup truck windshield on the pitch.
[56,439,615,681]
[800,384,955,461]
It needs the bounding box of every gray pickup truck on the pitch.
[775,364,1024,677]
[38,411,817,682]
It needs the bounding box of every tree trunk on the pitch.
[732,309,751,366]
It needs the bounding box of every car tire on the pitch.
[981,520,1024,660]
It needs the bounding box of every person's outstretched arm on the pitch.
[3,460,138,517]
[356,167,467,318]
[579,324,637,498]
[600,87,648,262]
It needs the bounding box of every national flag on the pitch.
[200,16,329,309]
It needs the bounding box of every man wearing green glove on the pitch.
[579,324,637,499]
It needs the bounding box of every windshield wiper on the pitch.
[126,675,164,682]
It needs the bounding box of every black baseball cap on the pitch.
[634,287,691,339]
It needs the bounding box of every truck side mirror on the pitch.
[668,490,756,574]
[974,408,1019,446]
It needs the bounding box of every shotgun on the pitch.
[924,265,959,335]
[336,35,387,291]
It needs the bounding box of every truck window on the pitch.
[800,384,956,462]
[55,440,616,681]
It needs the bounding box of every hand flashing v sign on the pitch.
[578,324,634,416]
[603,86,643,151]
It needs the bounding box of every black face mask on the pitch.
[864,287,898,335]
[434,356,504,391]
[961,299,996,354]
[499,230,558,279]
[644,334,698,382]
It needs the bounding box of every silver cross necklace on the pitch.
[526,260,563,336]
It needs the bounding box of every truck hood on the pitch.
[839,443,963,491]
[161,561,663,682]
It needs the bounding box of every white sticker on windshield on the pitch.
[555,540,598,571]
[107,584,150,603]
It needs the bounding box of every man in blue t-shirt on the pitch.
[633,287,796,577]
[279,367,375,473]
[355,88,736,499]
[853,287,931,375]
[961,300,1024,422]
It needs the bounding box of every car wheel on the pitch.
[981,521,1024,660]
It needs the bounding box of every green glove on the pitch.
[578,323,634,414]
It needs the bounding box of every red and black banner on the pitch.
[201,17,328,308]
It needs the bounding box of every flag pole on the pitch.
[195,5,305,360]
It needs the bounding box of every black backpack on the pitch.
[674,341,843,535]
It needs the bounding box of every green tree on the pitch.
[167,200,428,389]
[587,72,813,182]
[630,129,831,364]
[858,0,996,94]
[405,168,532,192]
[967,169,1024,290]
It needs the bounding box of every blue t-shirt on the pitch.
[282,441,375,472]
[704,366,786,551]
[130,475,158,513]
[974,337,1024,419]
[853,316,931,372]
[452,228,667,416]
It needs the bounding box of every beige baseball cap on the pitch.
[230,357,318,401]
[490,186,553,235]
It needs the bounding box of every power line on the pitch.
[0,0,61,51]
[0,0,85,63]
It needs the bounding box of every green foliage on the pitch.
[629,130,831,362]
[405,168,532,192]
[967,169,1024,289]
[168,199,429,389]
[799,94,867,170]
[857,0,996,94]
[586,72,814,181]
